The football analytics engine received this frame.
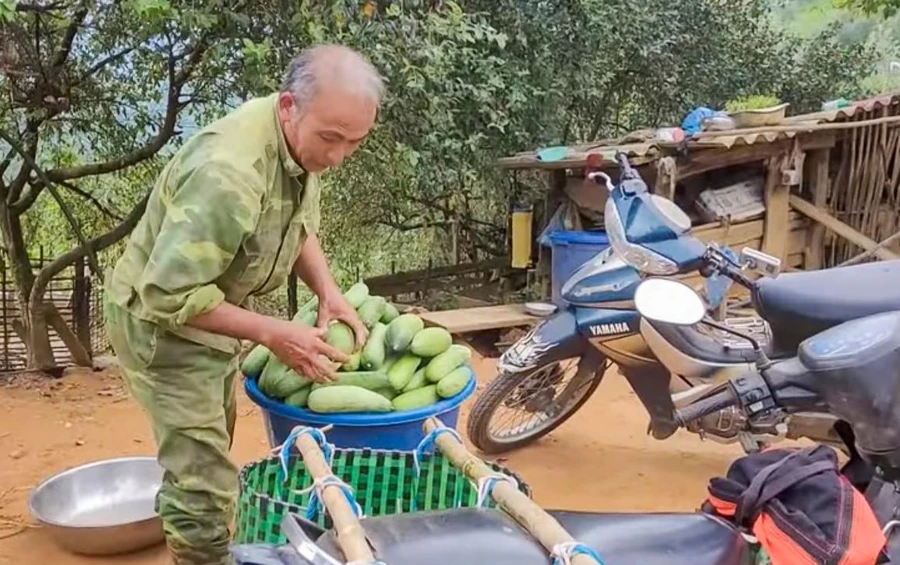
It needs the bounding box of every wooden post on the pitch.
[654,156,677,200]
[73,256,91,354]
[84,276,93,355]
[451,216,459,265]
[292,431,375,562]
[805,149,830,269]
[761,156,791,261]
[423,418,598,565]
[1,256,7,372]
[540,170,568,300]
[424,258,433,299]
[287,273,298,319]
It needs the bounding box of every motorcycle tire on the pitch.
[467,357,604,454]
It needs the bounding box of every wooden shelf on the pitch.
[419,304,539,334]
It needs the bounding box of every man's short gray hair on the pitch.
[280,44,385,108]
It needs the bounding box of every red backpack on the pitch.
[702,446,886,565]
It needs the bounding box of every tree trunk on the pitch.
[26,298,57,370]
[0,203,56,370]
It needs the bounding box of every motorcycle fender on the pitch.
[498,310,587,373]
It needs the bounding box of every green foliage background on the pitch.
[3,0,897,314]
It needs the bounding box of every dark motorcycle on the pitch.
[468,151,900,455]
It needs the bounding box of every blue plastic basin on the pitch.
[546,229,609,306]
[243,368,477,451]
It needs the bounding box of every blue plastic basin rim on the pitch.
[243,367,477,427]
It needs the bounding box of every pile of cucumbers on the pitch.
[240,282,474,415]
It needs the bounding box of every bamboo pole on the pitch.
[789,195,900,261]
[422,418,597,565]
[838,229,900,267]
[292,430,375,563]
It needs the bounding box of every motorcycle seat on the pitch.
[314,508,752,565]
[753,259,900,349]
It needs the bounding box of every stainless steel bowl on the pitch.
[28,456,166,555]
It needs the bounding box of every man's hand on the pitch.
[316,286,368,348]
[264,320,350,383]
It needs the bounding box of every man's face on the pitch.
[277,86,377,173]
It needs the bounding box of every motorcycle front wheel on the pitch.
[467,356,605,454]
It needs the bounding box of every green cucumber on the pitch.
[344,282,370,309]
[436,366,471,398]
[284,386,312,408]
[425,344,472,383]
[388,353,422,391]
[380,302,400,323]
[357,296,387,328]
[310,371,389,392]
[294,309,317,326]
[325,321,356,356]
[307,385,393,413]
[295,296,318,318]
[392,385,439,411]
[342,351,361,372]
[410,327,453,358]
[375,387,399,401]
[241,344,270,378]
[383,354,400,372]
[386,313,425,352]
[402,368,427,393]
[360,322,388,370]
[259,359,310,399]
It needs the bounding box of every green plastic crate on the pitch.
[235,447,531,545]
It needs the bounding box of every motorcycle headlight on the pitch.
[604,199,679,275]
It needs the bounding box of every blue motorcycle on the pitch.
[468,151,887,455]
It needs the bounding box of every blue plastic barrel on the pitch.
[546,230,609,305]
[243,370,477,451]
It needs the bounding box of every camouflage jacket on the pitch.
[106,94,321,355]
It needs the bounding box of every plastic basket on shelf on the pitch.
[234,444,531,545]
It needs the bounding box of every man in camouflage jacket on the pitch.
[104,45,382,565]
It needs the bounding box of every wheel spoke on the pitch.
[484,358,595,443]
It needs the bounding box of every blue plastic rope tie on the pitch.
[302,475,363,522]
[552,542,607,565]
[476,474,519,508]
[275,426,334,484]
[413,427,462,476]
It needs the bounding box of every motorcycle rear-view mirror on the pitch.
[634,278,706,326]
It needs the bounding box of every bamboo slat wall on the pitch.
[827,104,900,266]
[0,255,107,372]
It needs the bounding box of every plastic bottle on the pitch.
[821,98,850,112]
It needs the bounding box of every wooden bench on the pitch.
[418,304,539,334]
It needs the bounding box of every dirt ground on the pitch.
[0,356,746,564]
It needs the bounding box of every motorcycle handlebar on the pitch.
[674,388,738,427]
[702,248,756,290]
[615,152,638,180]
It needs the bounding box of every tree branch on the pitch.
[15,2,66,13]
[71,46,137,87]
[6,119,40,204]
[51,2,88,70]
[0,145,16,181]
[29,191,150,320]
[0,126,100,277]
[59,180,122,220]
[45,36,210,183]
[375,218,448,231]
